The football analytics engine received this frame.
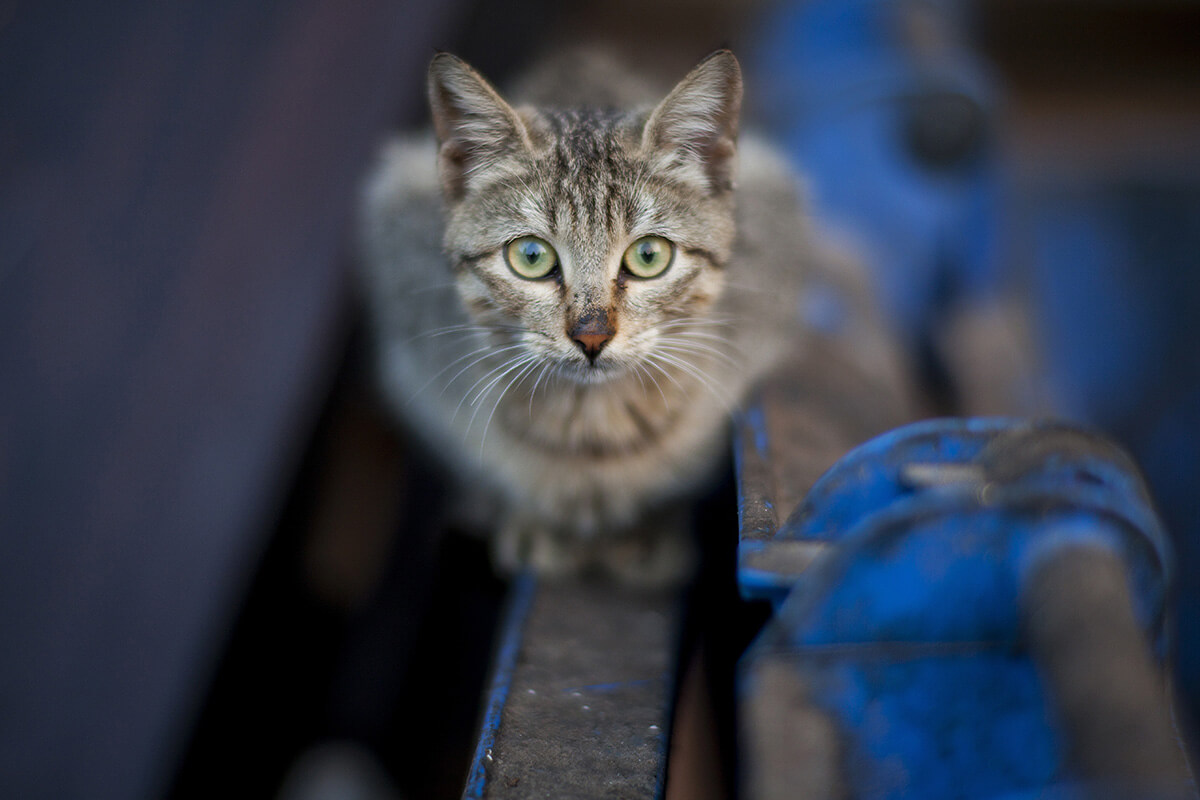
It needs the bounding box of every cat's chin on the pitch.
[562,360,625,385]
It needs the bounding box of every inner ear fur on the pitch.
[641,50,743,194]
[427,52,531,201]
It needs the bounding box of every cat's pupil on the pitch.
[638,242,657,263]
[521,242,544,264]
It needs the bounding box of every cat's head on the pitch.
[428,50,742,383]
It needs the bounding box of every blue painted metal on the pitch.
[746,0,1000,344]
[736,549,793,603]
[782,417,1013,545]
[729,0,1200,786]
[1022,182,1200,716]
[779,647,1062,797]
[747,0,1200,724]
[740,417,1176,798]
[740,419,1171,618]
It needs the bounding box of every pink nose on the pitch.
[569,313,616,362]
[572,332,613,359]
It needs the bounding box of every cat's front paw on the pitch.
[597,522,696,588]
[492,517,587,579]
[492,510,696,588]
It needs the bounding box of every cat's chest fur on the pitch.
[476,350,730,519]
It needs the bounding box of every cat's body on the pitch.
[358,51,811,582]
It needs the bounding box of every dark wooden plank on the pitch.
[0,2,458,798]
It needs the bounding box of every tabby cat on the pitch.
[358,50,810,583]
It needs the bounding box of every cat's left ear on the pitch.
[641,50,742,195]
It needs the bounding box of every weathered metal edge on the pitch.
[461,571,539,800]
[734,401,791,603]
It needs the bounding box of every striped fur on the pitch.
[358,51,810,583]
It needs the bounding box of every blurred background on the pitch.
[1,0,1198,798]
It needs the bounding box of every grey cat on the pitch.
[358,50,810,583]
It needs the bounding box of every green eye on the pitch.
[505,236,558,279]
[622,236,674,278]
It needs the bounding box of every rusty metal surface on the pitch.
[466,577,680,799]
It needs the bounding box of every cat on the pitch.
[357,49,811,584]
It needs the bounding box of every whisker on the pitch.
[632,360,669,408]
[454,350,531,419]
[527,359,557,417]
[480,356,543,456]
[629,360,649,400]
[402,343,509,406]
[656,347,739,376]
[657,339,741,368]
[436,343,527,399]
[651,350,736,413]
[654,315,736,331]
[463,353,538,445]
[404,322,535,345]
[666,334,746,360]
[470,352,538,408]
[643,353,687,394]
[660,328,738,344]
[403,324,486,345]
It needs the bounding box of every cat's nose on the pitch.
[573,332,612,360]
[569,313,616,362]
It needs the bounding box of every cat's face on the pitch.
[429,52,742,384]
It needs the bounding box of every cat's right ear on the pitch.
[642,50,742,196]
[428,53,530,202]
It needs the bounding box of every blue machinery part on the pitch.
[738,418,1192,799]
[739,418,1170,619]
[752,0,1200,736]
[460,416,1193,797]
[747,0,1000,344]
